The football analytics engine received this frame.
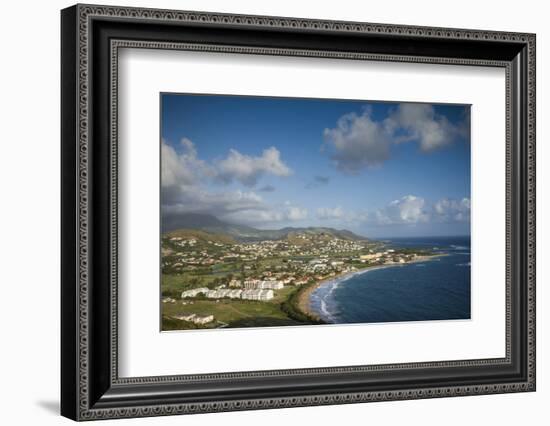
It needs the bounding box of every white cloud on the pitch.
[161,138,305,227]
[222,204,308,226]
[161,138,210,187]
[287,206,308,221]
[216,146,292,186]
[317,206,344,220]
[373,195,470,225]
[161,138,216,205]
[433,197,471,222]
[162,139,292,190]
[316,207,371,223]
[324,104,467,172]
[375,195,430,225]
[323,110,391,173]
[385,104,458,152]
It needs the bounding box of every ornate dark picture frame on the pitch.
[61,4,536,421]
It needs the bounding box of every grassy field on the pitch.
[162,297,304,329]
[161,271,233,297]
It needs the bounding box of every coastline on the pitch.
[297,254,447,322]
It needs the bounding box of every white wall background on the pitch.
[0,0,546,424]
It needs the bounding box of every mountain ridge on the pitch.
[162,213,368,242]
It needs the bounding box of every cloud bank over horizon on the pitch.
[161,138,307,227]
[162,135,469,229]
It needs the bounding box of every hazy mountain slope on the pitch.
[162,213,368,242]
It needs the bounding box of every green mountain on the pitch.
[162,213,367,242]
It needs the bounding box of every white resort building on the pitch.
[243,280,283,290]
[181,285,276,302]
[180,288,209,298]
[243,279,260,289]
[241,289,274,301]
[228,279,242,288]
[172,313,214,325]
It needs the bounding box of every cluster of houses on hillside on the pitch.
[168,236,198,247]
[163,234,415,281]
[162,232,382,272]
[162,232,433,331]
[357,249,420,265]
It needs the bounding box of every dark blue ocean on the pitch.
[309,236,471,324]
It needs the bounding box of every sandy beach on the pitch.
[296,254,446,321]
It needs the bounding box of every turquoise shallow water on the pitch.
[309,236,471,324]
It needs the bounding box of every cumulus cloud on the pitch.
[323,110,391,173]
[305,175,331,189]
[372,195,470,225]
[314,196,469,227]
[161,138,304,227]
[317,206,344,220]
[433,197,471,223]
[384,104,459,152]
[162,139,292,190]
[161,138,211,187]
[161,138,216,205]
[216,146,292,186]
[375,195,430,225]
[323,104,467,173]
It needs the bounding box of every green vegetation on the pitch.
[164,228,236,245]
[160,226,435,331]
[162,299,303,329]
[161,315,201,331]
[280,284,324,325]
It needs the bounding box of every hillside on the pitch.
[164,228,236,245]
[162,213,368,242]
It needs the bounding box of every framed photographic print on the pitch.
[61,4,536,421]
[159,94,472,331]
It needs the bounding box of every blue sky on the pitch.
[161,94,470,238]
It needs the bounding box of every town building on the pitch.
[243,279,260,289]
[193,314,214,324]
[241,289,274,301]
[258,280,284,290]
[243,280,283,290]
[360,253,384,261]
[180,288,209,298]
[173,313,214,325]
[228,289,243,299]
[228,279,242,288]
